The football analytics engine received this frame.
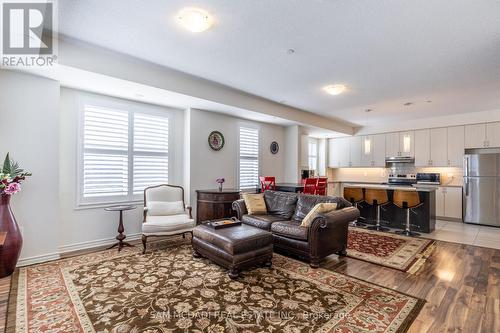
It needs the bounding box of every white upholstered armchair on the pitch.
[142,184,195,253]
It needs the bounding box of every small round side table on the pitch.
[105,205,137,252]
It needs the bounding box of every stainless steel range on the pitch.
[387,173,417,186]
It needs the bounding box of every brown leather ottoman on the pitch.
[192,223,273,279]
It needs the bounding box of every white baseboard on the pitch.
[16,233,142,267]
[17,252,61,267]
[58,233,142,254]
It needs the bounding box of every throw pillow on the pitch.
[300,202,338,227]
[242,193,268,215]
[147,201,185,216]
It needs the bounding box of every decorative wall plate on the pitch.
[270,141,279,154]
[208,131,225,151]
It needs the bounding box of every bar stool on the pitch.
[393,190,422,237]
[343,187,366,227]
[364,188,390,232]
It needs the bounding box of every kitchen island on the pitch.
[343,183,437,233]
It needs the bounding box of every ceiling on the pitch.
[57,0,500,127]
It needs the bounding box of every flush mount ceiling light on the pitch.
[177,8,213,32]
[323,84,347,96]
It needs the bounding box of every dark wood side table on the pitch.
[105,205,137,251]
[196,189,241,224]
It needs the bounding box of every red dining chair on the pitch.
[259,176,276,192]
[302,178,318,195]
[316,177,328,196]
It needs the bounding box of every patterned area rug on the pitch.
[8,238,425,333]
[347,228,436,273]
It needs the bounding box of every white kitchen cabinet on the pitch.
[328,139,340,168]
[414,129,431,166]
[486,122,500,148]
[399,131,414,157]
[436,186,463,220]
[338,137,350,167]
[385,131,414,157]
[430,128,448,167]
[465,124,487,148]
[435,187,445,217]
[372,134,386,166]
[349,136,362,167]
[447,126,464,167]
[361,136,372,166]
[444,187,463,219]
[385,132,401,157]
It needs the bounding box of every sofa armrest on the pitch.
[232,199,248,220]
[143,207,148,223]
[308,206,360,258]
[186,205,192,219]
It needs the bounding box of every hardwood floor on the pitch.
[0,240,498,332]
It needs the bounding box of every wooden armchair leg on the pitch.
[142,235,147,254]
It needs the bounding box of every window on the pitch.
[308,138,318,171]
[80,102,169,205]
[239,126,259,190]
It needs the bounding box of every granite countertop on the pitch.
[342,183,438,192]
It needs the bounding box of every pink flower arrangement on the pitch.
[216,178,225,184]
[0,153,31,196]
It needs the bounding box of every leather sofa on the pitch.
[232,191,360,268]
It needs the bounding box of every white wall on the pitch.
[0,70,60,264]
[58,88,185,253]
[284,126,300,182]
[189,109,286,215]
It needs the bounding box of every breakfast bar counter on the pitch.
[343,183,437,233]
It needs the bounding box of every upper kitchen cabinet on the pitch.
[447,126,464,166]
[465,122,500,148]
[349,136,362,167]
[430,128,448,166]
[338,137,350,167]
[414,129,431,166]
[385,131,414,158]
[415,127,462,167]
[385,132,400,157]
[328,138,340,168]
[362,134,386,167]
[486,122,500,147]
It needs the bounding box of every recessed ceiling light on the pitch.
[323,84,347,96]
[426,100,432,103]
[403,102,413,106]
[365,108,373,113]
[287,48,295,54]
[177,8,213,33]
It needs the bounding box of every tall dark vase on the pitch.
[0,194,23,278]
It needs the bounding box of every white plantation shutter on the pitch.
[83,107,129,198]
[239,127,259,190]
[80,102,170,204]
[133,113,169,194]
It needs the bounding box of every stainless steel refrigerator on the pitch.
[463,151,500,227]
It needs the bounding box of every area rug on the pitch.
[7,238,425,333]
[347,228,436,273]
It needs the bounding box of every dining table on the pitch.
[257,183,304,193]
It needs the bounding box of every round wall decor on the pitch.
[208,131,225,151]
[270,141,279,154]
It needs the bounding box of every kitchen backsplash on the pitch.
[328,167,463,186]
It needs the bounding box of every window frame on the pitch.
[308,137,318,172]
[237,123,261,192]
[76,95,173,208]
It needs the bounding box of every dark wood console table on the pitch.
[196,189,241,224]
